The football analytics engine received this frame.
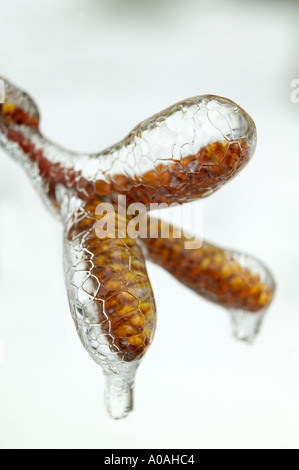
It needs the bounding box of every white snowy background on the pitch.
[0,0,298,449]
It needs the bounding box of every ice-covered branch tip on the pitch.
[0,78,275,418]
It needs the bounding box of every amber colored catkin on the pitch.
[142,219,274,313]
[0,81,272,361]
[65,196,157,362]
[0,101,252,208]
[0,98,273,316]
[95,140,251,207]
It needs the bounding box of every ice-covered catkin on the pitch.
[98,139,253,208]
[64,196,157,363]
[143,219,274,313]
[94,95,257,207]
[0,80,94,211]
[0,77,276,417]
[0,78,257,211]
[0,77,273,320]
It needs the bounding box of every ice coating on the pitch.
[0,78,257,209]
[64,194,156,364]
[93,95,257,207]
[143,219,274,313]
[61,193,156,418]
[0,78,275,419]
[143,219,275,341]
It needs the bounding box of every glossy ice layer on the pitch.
[63,194,156,365]
[143,219,275,313]
[0,79,257,211]
[61,192,156,419]
[227,251,276,342]
[0,78,275,419]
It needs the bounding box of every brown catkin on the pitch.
[142,219,274,313]
[66,196,157,361]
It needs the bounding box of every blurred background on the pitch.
[0,0,298,449]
